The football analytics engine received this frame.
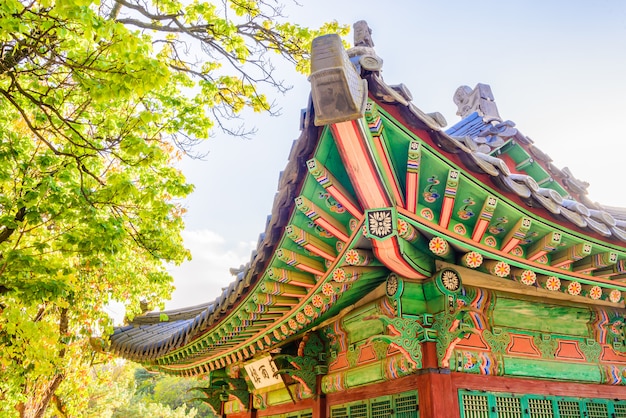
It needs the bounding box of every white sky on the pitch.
[107,0,626,321]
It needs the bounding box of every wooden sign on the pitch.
[244,356,282,389]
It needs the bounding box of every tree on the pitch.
[0,1,346,416]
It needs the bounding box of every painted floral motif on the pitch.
[457,197,476,220]
[289,319,298,330]
[312,294,324,308]
[308,222,334,238]
[488,217,508,235]
[429,236,448,255]
[610,289,622,303]
[567,281,582,296]
[281,324,289,335]
[522,231,539,245]
[304,304,315,317]
[349,218,358,232]
[545,276,561,291]
[463,352,477,370]
[368,210,393,238]
[519,270,536,286]
[296,312,307,324]
[345,249,361,265]
[274,329,282,340]
[318,192,345,213]
[484,236,497,247]
[536,254,549,264]
[420,208,434,220]
[264,334,272,345]
[589,285,603,300]
[336,241,345,252]
[397,218,409,236]
[510,246,524,257]
[423,176,441,202]
[332,268,346,282]
[463,252,483,268]
[322,283,335,296]
[453,223,467,235]
[397,219,418,241]
[493,261,510,277]
[441,270,460,291]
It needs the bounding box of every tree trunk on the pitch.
[18,374,65,418]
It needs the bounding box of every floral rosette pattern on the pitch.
[519,270,536,286]
[322,283,335,297]
[429,236,448,255]
[545,276,561,291]
[610,289,622,303]
[332,268,346,283]
[462,252,483,268]
[289,319,299,331]
[493,261,510,277]
[312,294,325,308]
[567,281,582,296]
[588,285,603,300]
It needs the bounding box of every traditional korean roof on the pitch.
[109,21,626,375]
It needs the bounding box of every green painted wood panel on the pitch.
[493,297,591,336]
[503,357,601,383]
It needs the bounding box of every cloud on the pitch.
[164,229,257,310]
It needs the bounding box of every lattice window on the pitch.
[527,398,553,417]
[330,406,348,418]
[300,414,313,418]
[395,391,419,418]
[460,393,490,418]
[371,398,392,418]
[586,401,609,418]
[557,400,581,418]
[495,396,523,418]
[615,403,626,418]
[349,402,368,418]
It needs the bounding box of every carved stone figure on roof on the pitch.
[454,83,501,121]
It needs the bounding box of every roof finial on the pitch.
[353,20,374,47]
[454,83,501,121]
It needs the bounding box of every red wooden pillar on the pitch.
[314,374,327,418]
[417,342,459,418]
[312,395,327,418]
[418,371,458,418]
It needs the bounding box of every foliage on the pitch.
[79,362,214,418]
[0,0,347,416]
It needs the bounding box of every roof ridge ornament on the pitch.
[454,83,501,121]
[309,30,368,126]
[348,20,384,73]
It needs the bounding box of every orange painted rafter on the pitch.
[572,251,618,274]
[551,242,592,269]
[330,120,392,209]
[500,217,532,254]
[367,115,405,206]
[266,267,316,288]
[593,260,626,278]
[275,248,326,276]
[526,231,562,262]
[306,158,363,219]
[405,140,422,213]
[295,196,350,242]
[371,237,427,279]
[439,169,459,229]
[398,205,626,290]
[285,225,337,261]
[471,195,498,242]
